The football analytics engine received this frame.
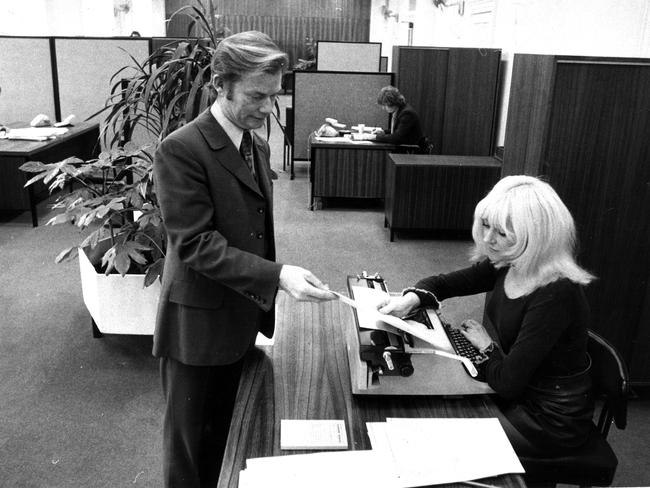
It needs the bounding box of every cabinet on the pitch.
[502,54,650,384]
[391,46,501,156]
[384,154,501,241]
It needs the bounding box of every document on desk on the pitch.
[313,135,374,144]
[1,127,69,141]
[368,418,524,487]
[240,450,400,488]
[280,419,348,450]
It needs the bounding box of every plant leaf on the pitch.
[19,160,48,173]
[113,244,131,276]
[144,257,164,287]
[55,246,78,263]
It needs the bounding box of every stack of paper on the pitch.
[239,450,399,488]
[239,417,524,488]
[2,126,69,141]
[367,418,525,487]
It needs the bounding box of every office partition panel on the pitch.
[503,53,650,383]
[316,41,381,72]
[292,71,393,161]
[392,46,501,156]
[0,37,56,124]
[55,38,150,124]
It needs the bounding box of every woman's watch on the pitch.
[479,342,499,356]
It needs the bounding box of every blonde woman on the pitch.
[378,175,596,456]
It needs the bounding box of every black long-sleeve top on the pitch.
[412,259,591,400]
[373,104,423,146]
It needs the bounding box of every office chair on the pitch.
[396,136,434,155]
[520,329,630,487]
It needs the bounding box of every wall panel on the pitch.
[0,37,56,124]
[165,0,372,67]
[292,71,393,161]
[316,41,381,71]
[55,38,150,124]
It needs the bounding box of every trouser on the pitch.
[160,356,244,488]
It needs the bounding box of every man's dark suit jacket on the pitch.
[374,104,424,146]
[153,109,283,366]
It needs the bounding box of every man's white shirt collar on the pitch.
[210,100,245,149]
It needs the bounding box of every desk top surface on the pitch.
[217,292,525,488]
[0,121,99,157]
[389,153,502,168]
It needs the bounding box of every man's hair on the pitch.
[470,175,594,289]
[211,31,288,86]
[377,86,406,108]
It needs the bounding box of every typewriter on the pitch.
[344,272,494,396]
[352,272,415,379]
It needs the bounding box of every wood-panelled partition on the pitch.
[165,0,371,66]
[502,54,650,385]
[392,46,501,157]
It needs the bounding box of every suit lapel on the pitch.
[194,110,263,197]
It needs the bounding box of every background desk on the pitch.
[385,154,502,241]
[0,122,99,226]
[309,136,397,208]
[217,293,525,488]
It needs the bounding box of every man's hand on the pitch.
[377,292,420,317]
[279,265,336,302]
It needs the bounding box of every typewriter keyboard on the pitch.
[442,323,485,365]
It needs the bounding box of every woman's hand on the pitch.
[377,292,420,317]
[459,319,493,351]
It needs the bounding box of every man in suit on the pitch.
[370,85,425,148]
[153,31,335,488]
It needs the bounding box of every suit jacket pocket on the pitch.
[168,279,224,309]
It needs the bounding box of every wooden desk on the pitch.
[0,122,99,226]
[309,135,398,209]
[385,154,502,241]
[217,293,525,488]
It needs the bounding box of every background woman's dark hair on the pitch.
[377,85,406,108]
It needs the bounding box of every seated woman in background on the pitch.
[378,175,596,457]
[369,85,424,147]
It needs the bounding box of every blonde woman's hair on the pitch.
[471,175,594,289]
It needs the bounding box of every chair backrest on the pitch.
[587,329,630,437]
[417,135,435,155]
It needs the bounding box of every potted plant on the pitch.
[20,142,165,336]
[20,1,224,336]
[21,0,288,336]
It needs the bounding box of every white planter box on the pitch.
[79,246,160,335]
[78,246,273,344]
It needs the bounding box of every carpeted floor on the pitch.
[1,95,648,487]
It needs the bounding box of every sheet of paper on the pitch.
[241,450,401,488]
[342,286,398,333]
[313,135,375,144]
[280,419,348,450]
[373,418,524,487]
[6,127,69,139]
[334,290,476,376]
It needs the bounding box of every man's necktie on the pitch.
[239,130,256,181]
